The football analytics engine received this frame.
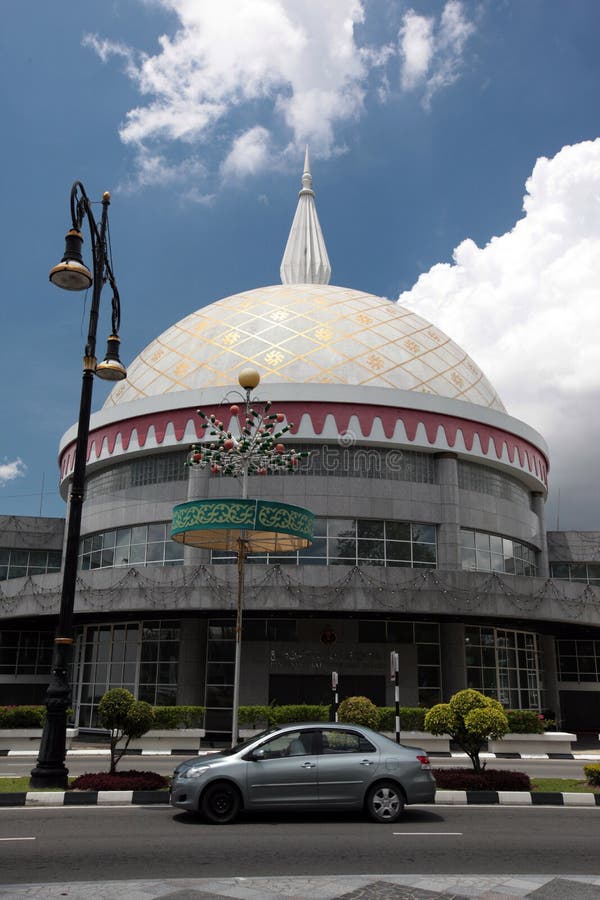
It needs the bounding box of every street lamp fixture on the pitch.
[30,182,126,789]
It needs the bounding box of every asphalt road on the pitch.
[1,752,596,780]
[1,805,599,885]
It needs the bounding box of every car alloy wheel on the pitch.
[201,781,241,824]
[366,781,404,823]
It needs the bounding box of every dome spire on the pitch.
[280,146,331,285]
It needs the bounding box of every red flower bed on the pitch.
[432,767,531,791]
[70,770,169,791]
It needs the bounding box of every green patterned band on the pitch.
[171,498,313,552]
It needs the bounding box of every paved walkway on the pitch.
[2,874,600,899]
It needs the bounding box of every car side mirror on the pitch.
[252,748,266,761]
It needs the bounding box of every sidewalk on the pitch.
[2,873,600,898]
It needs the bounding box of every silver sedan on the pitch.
[170,722,435,824]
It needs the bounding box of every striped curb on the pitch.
[3,749,600,759]
[1,790,599,808]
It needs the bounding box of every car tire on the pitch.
[366,781,405,823]
[201,781,242,824]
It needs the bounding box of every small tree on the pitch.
[98,689,155,774]
[337,696,380,730]
[424,688,509,773]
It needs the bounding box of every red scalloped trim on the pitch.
[60,402,548,485]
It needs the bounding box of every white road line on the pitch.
[0,837,36,841]
[393,832,463,835]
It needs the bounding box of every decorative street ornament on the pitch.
[171,369,313,748]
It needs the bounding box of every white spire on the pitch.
[280,146,331,285]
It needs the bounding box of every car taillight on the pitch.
[416,754,431,770]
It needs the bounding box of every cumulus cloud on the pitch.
[399,1,475,106]
[399,138,600,528]
[85,0,476,190]
[0,458,26,487]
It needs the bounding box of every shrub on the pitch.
[378,707,426,732]
[505,710,546,734]
[268,705,329,725]
[152,706,204,728]
[425,689,509,773]
[0,705,46,728]
[98,689,155,774]
[432,767,531,792]
[70,770,168,791]
[238,706,271,727]
[584,764,600,787]
[337,696,380,729]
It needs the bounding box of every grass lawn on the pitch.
[0,775,597,794]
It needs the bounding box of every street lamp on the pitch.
[30,182,126,789]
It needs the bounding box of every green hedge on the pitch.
[152,706,205,728]
[0,705,46,727]
[0,702,557,733]
[584,764,600,787]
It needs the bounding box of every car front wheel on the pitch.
[366,781,405,823]
[201,781,241,824]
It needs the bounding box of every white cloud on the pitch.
[86,1,476,190]
[399,1,475,106]
[399,138,600,529]
[0,458,26,487]
[221,127,271,180]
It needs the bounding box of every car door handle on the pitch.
[360,759,375,766]
[300,761,316,768]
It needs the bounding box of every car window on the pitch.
[256,730,311,759]
[320,729,376,754]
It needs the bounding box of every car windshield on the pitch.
[220,727,279,756]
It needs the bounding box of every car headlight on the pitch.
[183,765,211,779]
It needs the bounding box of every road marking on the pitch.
[393,832,463,835]
[0,837,36,842]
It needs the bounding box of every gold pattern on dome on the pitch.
[220,331,241,347]
[404,339,420,354]
[357,313,373,325]
[270,309,291,322]
[426,329,442,343]
[313,327,332,342]
[173,360,191,377]
[451,372,465,388]
[150,348,165,362]
[366,353,384,371]
[263,349,286,367]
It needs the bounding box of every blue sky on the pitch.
[1,0,599,529]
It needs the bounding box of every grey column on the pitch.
[435,452,460,571]
[532,492,549,577]
[176,618,207,706]
[540,634,561,726]
[182,463,211,566]
[440,622,466,699]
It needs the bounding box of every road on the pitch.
[0,804,599,886]
[1,752,596,780]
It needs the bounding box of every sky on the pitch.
[1,0,599,531]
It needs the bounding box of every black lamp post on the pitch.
[30,182,126,789]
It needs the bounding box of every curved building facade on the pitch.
[2,154,599,735]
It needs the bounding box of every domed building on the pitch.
[2,153,600,736]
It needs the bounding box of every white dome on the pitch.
[105,283,504,411]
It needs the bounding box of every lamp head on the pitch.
[49,229,93,291]
[238,368,260,391]
[96,334,127,381]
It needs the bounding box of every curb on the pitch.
[1,790,600,809]
[3,748,600,759]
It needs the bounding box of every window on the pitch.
[460,529,537,576]
[0,549,62,581]
[557,639,600,682]
[79,523,184,571]
[213,517,437,570]
[464,626,542,709]
[551,563,600,586]
[320,729,376,754]
[358,620,441,706]
[458,460,531,508]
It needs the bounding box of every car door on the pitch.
[245,729,319,808]
[316,727,379,805]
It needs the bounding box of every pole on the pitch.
[230,396,251,748]
[390,651,400,744]
[331,671,338,722]
[30,191,110,789]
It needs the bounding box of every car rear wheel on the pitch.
[201,781,241,824]
[366,781,405,823]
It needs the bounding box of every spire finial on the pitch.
[280,147,331,285]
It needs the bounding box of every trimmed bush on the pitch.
[268,705,329,725]
[337,696,380,729]
[238,706,271,728]
[425,689,509,773]
[505,710,546,734]
[70,770,168,791]
[0,705,46,728]
[152,706,204,728]
[98,689,155,774]
[432,767,531,792]
[584,764,600,787]
[378,707,426,732]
